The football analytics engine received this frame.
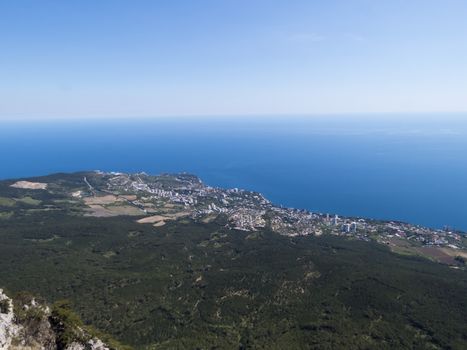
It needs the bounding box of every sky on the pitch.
[0,0,466,119]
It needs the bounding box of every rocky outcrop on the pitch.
[0,289,110,350]
[0,289,21,349]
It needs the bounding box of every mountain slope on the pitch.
[1,172,467,349]
[0,289,124,350]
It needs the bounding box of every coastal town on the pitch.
[5,170,465,264]
[88,171,465,252]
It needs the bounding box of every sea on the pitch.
[1,114,467,231]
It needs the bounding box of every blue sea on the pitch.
[1,114,467,230]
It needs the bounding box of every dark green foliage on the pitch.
[50,300,86,349]
[49,300,132,350]
[1,173,467,349]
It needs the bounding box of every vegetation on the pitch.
[50,300,88,349]
[0,196,16,207]
[1,173,467,349]
[12,291,47,323]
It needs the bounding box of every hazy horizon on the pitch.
[2,111,467,123]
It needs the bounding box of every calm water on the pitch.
[1,115,467,230]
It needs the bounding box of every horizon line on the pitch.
[1,110,467,122]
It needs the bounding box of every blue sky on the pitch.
[0,0,466,118]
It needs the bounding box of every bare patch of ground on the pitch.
[10,181,47,190]
[105,205,143,216]
[82,194,145,217]
[84,205,115,217]
[416,247,457,265]
[137,212,190,224]
[71,190,83,198]
[121,195,137,201]
[388,238,421,256]
[84,204,143,217]
[85,204,142,217]
[440,247,467,259]
[171,211,191,218]
[137,215,169,224]
[201,214,218,223]
[388,238,467,265]
[84,195,122,205]
[137,211,190,227]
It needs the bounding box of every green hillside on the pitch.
[1,173,467,349]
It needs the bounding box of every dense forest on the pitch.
[1,174,467,349]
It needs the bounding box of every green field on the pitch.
[0,196,16,207]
